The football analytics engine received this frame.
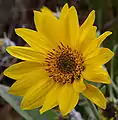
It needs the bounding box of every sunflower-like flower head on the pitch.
[4,4,114,116]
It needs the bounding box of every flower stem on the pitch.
[110,44,118,97]
[111,80,118,96]
[86,99,100,120]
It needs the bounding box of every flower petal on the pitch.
[58,14,69,45]
[85,48,114,66]
[82,84,106,109]
[8,75,48,96]
[5,62,48,96]
[82,66,111,84]
[20,79,54,110]
[15,28,52,52]
[7,46,45,62]
[34,10,55,32]
[73,77,86,92]
[41,6,53,14]
[81,26,97,55]
[78,10,95,46]
[58,5,79,46]
[58,84,79,116]
[22,97,45,110]
[68,6,79,47]
[4,61,45,79]
[80,10,95,30]
[40,83,61,114]
[60,3,69,19]
[34,10,59,45]
[33,10,42,32]
[85,48,100,60]
[97,31,112,47]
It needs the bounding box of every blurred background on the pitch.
[0,0,118,120]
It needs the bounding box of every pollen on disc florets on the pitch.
[45,43,85,84]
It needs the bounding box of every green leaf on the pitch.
[0,84,58,120]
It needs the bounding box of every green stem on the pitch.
[108,84,114,98]
[109,47,114,98]
[110,44,118,97]
[86,99,100,120]
[111,45,118,80]
[111,80,118,96]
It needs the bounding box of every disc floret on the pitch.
[45,43,85,84]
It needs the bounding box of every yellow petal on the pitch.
[20,79,54,110]
[78,10,95,46]
[58,14,69,45]
[58,84,79,116]
[68,6,79,47]
[58,4,70,45]
[81,26,97,55]
[97,31,112,47]
[34,10,54,32]
[4,61,45,79]
[33,10,42,32]
[7,46,45,62]
[41,6,53,14]
[34,10,59,45]
[8,76,48,96]
[82,66,111,84]
[82,84,106,109]
[40,83,61,114]
[6,62,48,96]
[73,77,86,92]
[15,28,52,52]
[60,3,69,19]
[85,48,100,60]
[80,10,95,30]
[85,48,114,66]
[22,97,45,110]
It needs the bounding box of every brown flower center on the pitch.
[45,43,85,84]
[57,53,76,73]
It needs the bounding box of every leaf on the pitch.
[0,84,33,120]
[0,84,58,120]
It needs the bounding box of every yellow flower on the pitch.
[4,4,114,116]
